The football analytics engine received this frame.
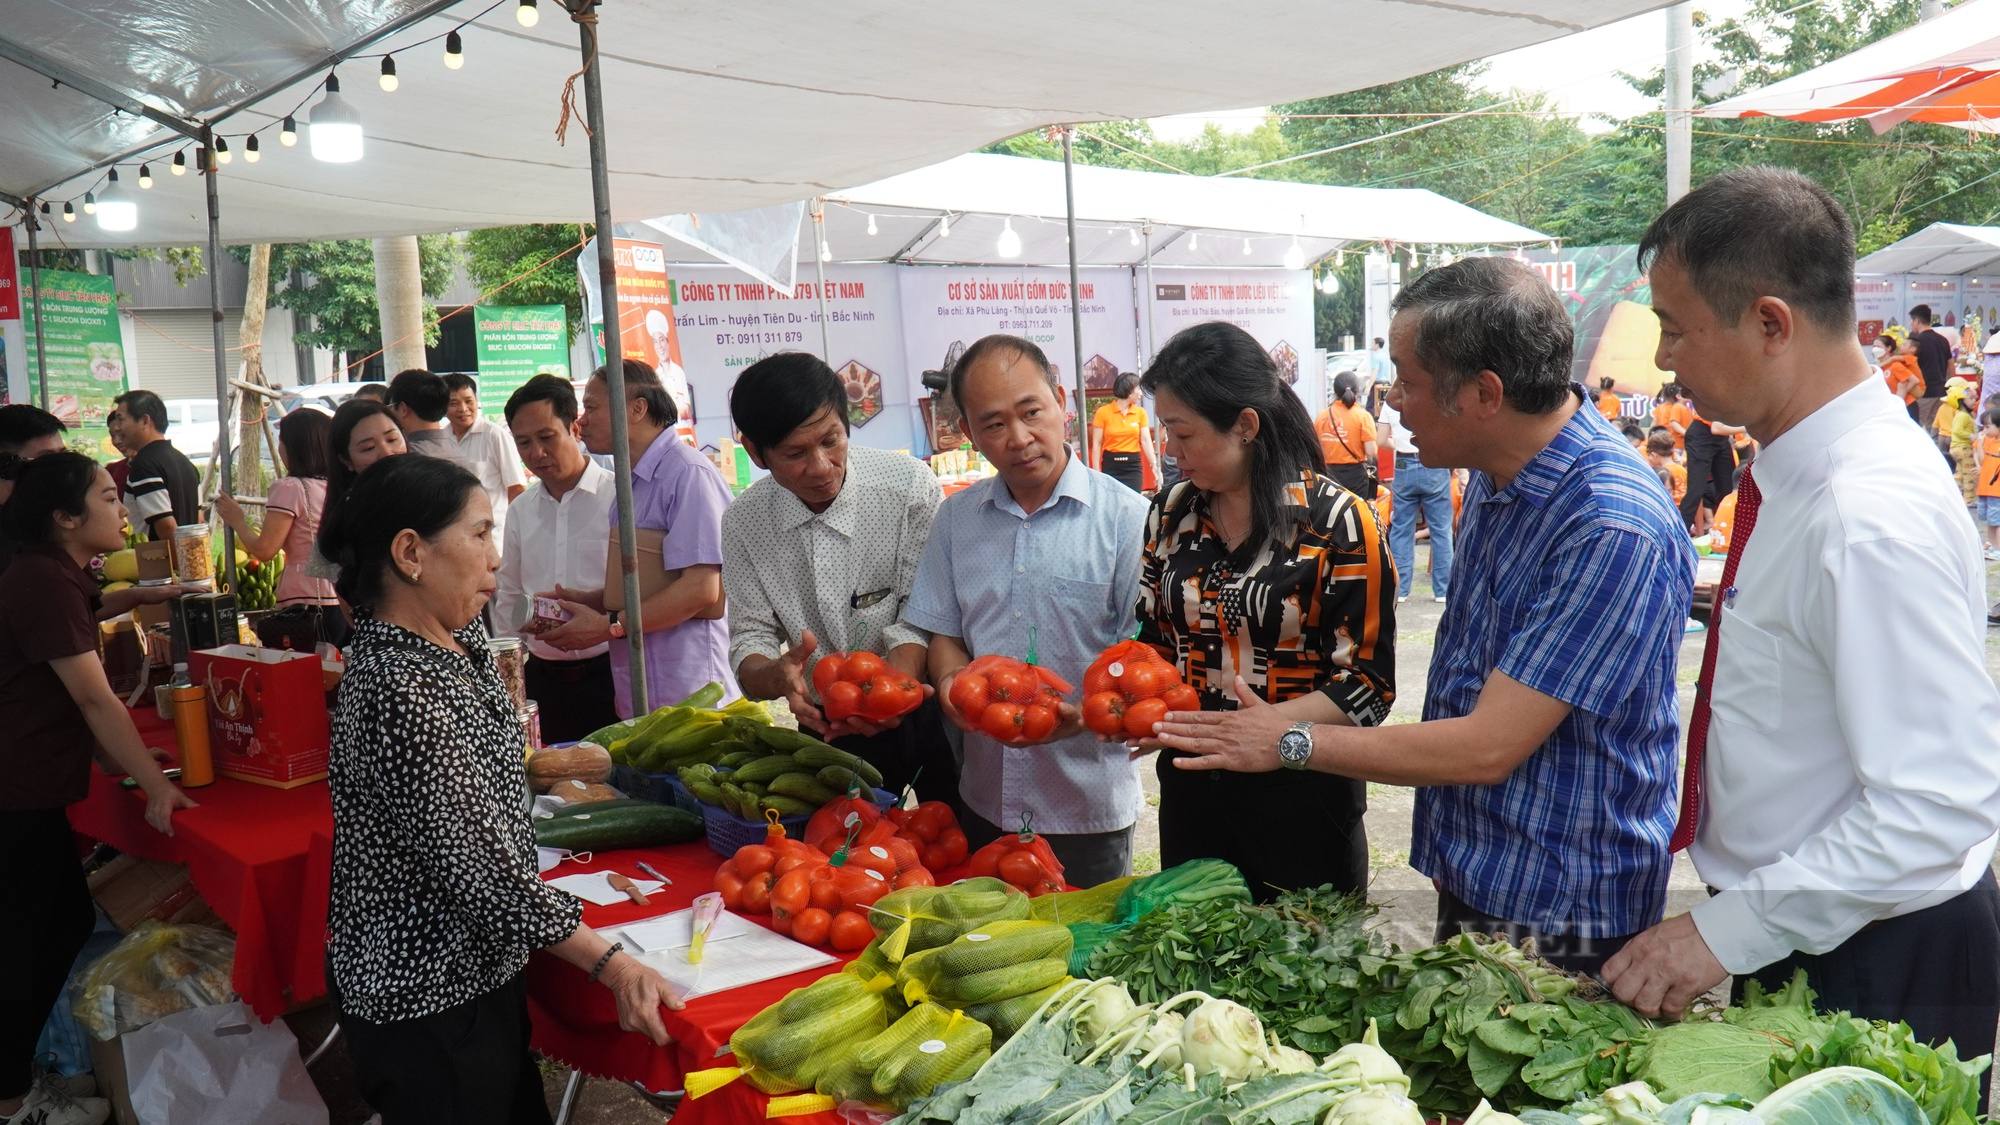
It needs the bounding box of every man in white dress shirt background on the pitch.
[444,373,528,553]
[492,375,619,743]
[1602,168,2000,1080]
[720,352,955,804]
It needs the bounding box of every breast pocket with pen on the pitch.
[1708,603,1784,735]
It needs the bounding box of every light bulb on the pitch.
[244,134,260,162]
[38,202,49,215]
[62,202,75,222]
[379,56,398,92]
[937,214,949,238]
[96,170,136,232]
[280,116,298,146]
[1336,250,1346,267]
[1242,237,1253,256]
[309,73,365,163]
[82,192,96,215]
[171,150,186,175]
[215,136,231,164]
[1282,237,1305,271]
[866,213,878,236]
[444,30,464,69]
[997,218,1022,259]
[1188,232,1198,251]
[138,165,153,189]
[1318,273,1339,295]
[820,237,832,262]
[516,0,539,26]
[1129,227,1140,247]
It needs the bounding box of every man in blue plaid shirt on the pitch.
[1152,256,1694,975]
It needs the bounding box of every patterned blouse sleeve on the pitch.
[1310,489,1397,725]
[1133,493,1172,652]
[362,659,582,948]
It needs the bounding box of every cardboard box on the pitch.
[86,1033,139,1125]
[187,645,330,788]
[87,855,214,932]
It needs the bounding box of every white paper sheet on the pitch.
[545,871,667,906]
[616,908,837,999]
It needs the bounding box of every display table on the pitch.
[67,705,334,1020]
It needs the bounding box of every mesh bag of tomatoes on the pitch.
[945,655,1074,744]
[1079,640,1201,740]
[718,796,941,953]
[811,650,925,724]
[884,799,970,874]
[965,814,1066,895]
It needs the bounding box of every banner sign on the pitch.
[1509,246,1666,395]
[22,269,126,460]
[472,305,568,416]
[1144,268,1314,410]
[584,237,695,444]
[0,228,17,321]
[667,263,909,452]
[898,266,1138,453]
[1854,275,1901,348]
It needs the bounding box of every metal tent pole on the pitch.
[24,209,49,408]
[202,131,237,592]
[1142,222,1156,368]
[1060,127,1087,446]
[811,198,832,363]
[578,0,648,715]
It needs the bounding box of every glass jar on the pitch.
[488,636,527,711]
[173,523,214,589]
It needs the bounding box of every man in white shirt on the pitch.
[492,375,619,743]
[1603,168,2000,1074]
[721,353,953,802]
[444,373,527,552]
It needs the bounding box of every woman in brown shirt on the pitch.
[0,453,192,1121]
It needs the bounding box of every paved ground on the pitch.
[305,542,2000,1123]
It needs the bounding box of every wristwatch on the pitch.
[606,609,626,639]
[1277,722,1314,770]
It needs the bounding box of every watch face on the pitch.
[1278,729,1311,765]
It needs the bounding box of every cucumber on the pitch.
[815,765,864,794]
[720,782,755,819]
[761,794,818,817]
[671,682,727,710]
[730,753,798,786]
[533,800,702,851]
[770,772,840,805]
[742,723,834,754]
[793,745,884,789]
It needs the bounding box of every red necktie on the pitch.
[1669,466,1763,853]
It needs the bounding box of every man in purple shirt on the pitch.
[539,359,738,716]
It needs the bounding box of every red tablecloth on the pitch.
[67,705,334,1021]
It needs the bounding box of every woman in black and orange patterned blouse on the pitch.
[1133,322,1398,899]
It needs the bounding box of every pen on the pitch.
[636,860,673,886]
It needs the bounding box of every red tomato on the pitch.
[893,866,936,889]
[808,869,842,912]
[1124,697,1170,739]
[840,651,889,683]
[837,866,892,911]
[1081,691,1128,736]
[920,843,950,872]
[738,870,776,913]
[997,851,1048,891]
[811,655,846,700]
[714,870,745,910]
[848,843,897,878]
[908,802,952,841]
[1118,661,1178,701]
[1030,664,1075,695]
[1160,683,1201,714]
[829,911,875,952]
[979,702,1026,741]
[986,666,1040,704]
[967,846,1001,879]
[939,828,969,866]
[822,680,863,721]
[734,844,776,877]
[885,806,913,829]
[789,907,832,946]
[771,867,813,916]
[859,673,923,721]
[1018,703,1058,742]
[769,909,794,937]
[947,672,992,720]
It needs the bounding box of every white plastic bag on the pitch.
[123,1001,328,1125]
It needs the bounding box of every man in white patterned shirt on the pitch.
[721,353,953,802]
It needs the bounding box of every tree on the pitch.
[265,235,458,363]
[462,223,590,340]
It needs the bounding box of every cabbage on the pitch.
[1181,999,1271,1082]
[1751,1067,1925,1125]
[1573,1082,1666,1124]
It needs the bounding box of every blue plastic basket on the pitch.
[699,786,897,857]
[609,765,703,813]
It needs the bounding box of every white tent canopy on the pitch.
[3,0,1668,246]
[1856,222,2000,275]
[805,154,1548,269]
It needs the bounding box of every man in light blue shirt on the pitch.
[905,335,1150,887]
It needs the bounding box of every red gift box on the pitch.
[188,645,330,788]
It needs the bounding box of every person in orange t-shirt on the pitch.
[1597,377,1623,422]
[1882,338,1924,408]
[1314,373,1378,499]
[1088,371,1157,494]
[1976,409,2000,560]
[1645,432,1687,507]
[1652,383,1692,451]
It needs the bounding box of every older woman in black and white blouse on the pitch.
[319,454,679,1125]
